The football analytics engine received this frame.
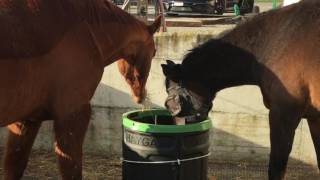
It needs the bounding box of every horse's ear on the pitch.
[161,64,170,77]
[166,60,175,66]
[148,15,162,34]
[161,63,181,78]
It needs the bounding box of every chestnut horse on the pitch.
[162,1,320,179]
[0,0,161,179]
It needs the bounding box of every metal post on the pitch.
[234,4,240,16]
[122,0,130,11]
[272,0,277,9]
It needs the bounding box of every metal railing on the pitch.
[112,0,167,32]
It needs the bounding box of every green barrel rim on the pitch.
[122,109,212,133]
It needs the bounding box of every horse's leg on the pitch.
[54,104,91,180]
[268,108,301,180]
[3,120,42,180]
[307,116,320,169]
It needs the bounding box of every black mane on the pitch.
[181,39,257,82]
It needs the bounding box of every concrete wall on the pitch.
[283,0,301,6]
[0,26,317,167]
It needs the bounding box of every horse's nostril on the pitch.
[133,95,144,104]
[165,98,181,116]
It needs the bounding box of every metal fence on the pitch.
[111,0,167,31]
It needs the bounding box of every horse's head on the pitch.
[161,60,214,123]
[117,16,161,104]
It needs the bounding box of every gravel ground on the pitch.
[0,149,319,180]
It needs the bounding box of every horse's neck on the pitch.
[213,13,278,90]
[220,7,297,64]
[216,5,304,90]
[221,20,269,63]
[91,23,144,66]
[85,1,145,66]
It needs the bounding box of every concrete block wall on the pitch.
[0,26,317,167]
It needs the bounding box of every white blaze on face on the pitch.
[283,0,301,6]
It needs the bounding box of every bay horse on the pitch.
[0,0,161,179]
[162,1,320,179]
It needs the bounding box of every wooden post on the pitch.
[154,0,167,32]
[158,0,167,32]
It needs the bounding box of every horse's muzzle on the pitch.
[132,89,147,104]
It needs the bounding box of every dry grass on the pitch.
[0,150,122,180]
[0,150,319,180]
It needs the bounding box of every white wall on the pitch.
[0,26,317,167]
[283,0,301,6]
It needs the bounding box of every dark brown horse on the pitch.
[162,1,320,179]
[0,0,161,179]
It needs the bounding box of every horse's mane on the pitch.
[182,39,225,68]
[181,38,257,81]
[75,0,139,25]
[180,39,226,77]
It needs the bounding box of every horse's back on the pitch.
[0,0,78,59]
[251,0,320,65]
[275,0,320,70]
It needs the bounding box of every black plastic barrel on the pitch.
[122,109,212,180]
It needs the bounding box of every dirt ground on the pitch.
[0,150,319,180]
